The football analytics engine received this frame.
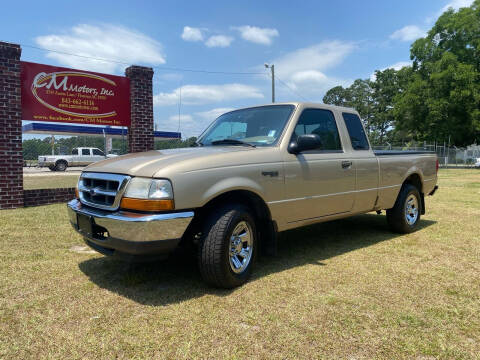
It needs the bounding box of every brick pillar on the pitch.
[0,42,23,209]
[125,65,154,153]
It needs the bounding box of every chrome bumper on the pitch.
[67,199,194,256]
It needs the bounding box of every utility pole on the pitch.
[264,63,275,103]
[51,135,55,155]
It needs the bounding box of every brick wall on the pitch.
[24,188,76,207]
[125,65,154,153]
[0,42,23,209]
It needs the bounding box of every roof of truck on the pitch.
[233,102,358,113]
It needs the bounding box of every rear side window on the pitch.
[82,149,90,156]
[294,109,342,151]
[342,113,370,150]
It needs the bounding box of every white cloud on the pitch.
[157,73,183,82]
[273,41,355,79]
[399,1,473,39]
[181,26,204,42]
[154,84,263,106]
[35,24,165,74]
[205,35,234,48]
[265,41,355,101]
[196,107,235,120]
[169,114,193,124]
[233,25,279,45]
[390,25,426,42]
[370,61,412,81]
[156,113,211,138]
[440,0,474,13]
[290,70,329,84]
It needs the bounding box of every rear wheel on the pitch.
[54,160,67,172]
[198,204,257,288]
[48,165,56,171]
[386,184,421,233]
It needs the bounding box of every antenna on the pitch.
[178,82,182,135]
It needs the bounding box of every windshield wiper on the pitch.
[211,139,256,147]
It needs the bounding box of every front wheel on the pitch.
[386,184,422,233]
[54,160,67,172]
[198,205,257,288]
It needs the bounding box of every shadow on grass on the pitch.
[78,214,436,306]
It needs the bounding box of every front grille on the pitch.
[78,172,130,210]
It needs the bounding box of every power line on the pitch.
[275,75,310,102]
[11,40,312,101]
[16,42,265,75]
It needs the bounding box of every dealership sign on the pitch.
[21,61,131,126]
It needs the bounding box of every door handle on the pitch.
[341,160,352,169]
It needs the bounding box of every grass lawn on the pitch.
[23,175,79,190]
[1,169,479,359]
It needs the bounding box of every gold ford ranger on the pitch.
[68,103,438,288]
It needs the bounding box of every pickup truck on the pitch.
[38,147,115,171]
[67,103,438,288]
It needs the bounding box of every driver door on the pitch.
[283,108,355,222]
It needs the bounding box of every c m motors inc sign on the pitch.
[21,61,130,126]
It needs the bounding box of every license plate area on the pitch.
[77,214,93,235]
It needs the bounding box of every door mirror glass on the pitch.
[288,134,323,154]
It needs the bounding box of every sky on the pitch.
[2,0,474,139]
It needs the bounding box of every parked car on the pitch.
[38,147,116,171]
[475,158,480,168]
[68,103,439,288]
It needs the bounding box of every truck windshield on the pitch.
[198,105,294,147]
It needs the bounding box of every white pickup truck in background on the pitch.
[38,147,117,171]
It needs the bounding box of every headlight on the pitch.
[121,178,174,211]
[124,178,173,199]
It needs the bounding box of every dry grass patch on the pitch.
[23,175,79,190]
[1,169,479,359]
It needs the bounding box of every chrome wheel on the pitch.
[405,194,419,225]
[229,221,253,274]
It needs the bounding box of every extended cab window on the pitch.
[71,148,78,155]
[293,109,342,151]
[342,113,370,150]
[82,149,90,156]
[92,149,105,156]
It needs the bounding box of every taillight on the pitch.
[436,158,439,173]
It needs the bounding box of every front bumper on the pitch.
[67,199,194,258]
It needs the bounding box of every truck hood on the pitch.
[83,146,256,177]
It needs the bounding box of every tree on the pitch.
[394,52,480,145]
[323,78,392,144]
[394,0,480,146]
[322,0,480,146]
[323,86,351,106]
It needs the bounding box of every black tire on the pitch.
[386,184,422,233]
[48,165,56,171]
[198,204,257,288]
[55,160,67,172]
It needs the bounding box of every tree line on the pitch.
[23,136,197,160]
[323,0,480,147]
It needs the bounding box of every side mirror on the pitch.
[288,134,322,154]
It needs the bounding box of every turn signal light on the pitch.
[120,198,174,211]
[75,187,79,199]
